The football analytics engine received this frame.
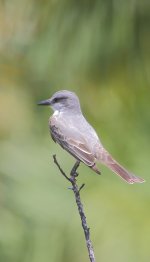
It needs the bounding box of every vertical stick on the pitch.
[53,155,96,262]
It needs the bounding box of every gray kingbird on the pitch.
[38,90,145,184]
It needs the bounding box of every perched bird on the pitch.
[38,90,145,184]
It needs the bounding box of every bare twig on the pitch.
[53,154,70,182]
[53,155,96,262]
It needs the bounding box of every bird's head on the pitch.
[38,90,81,114]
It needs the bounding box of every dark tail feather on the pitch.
[106,160,145,184]
[99,150,145,184]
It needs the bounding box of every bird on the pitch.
[38,90,145,184]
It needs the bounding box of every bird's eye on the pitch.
[53,98,59,103]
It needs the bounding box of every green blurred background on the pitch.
[0,0,150,261]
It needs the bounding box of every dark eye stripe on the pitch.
[53,98,59,103]
[53,96,67,103]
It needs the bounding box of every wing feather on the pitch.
[50,118,95,166]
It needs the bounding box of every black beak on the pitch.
[37,99,51,106]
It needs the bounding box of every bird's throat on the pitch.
[53,110,60,116]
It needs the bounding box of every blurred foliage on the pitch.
[0,0,150,261]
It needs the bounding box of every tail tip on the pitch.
[128,177,145,184]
